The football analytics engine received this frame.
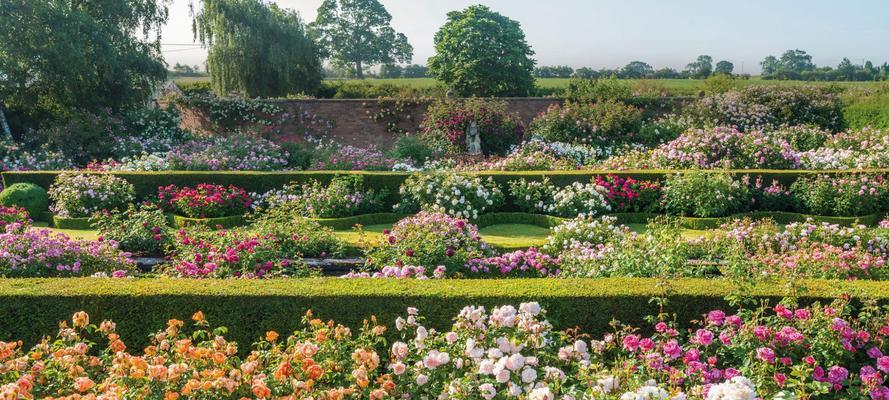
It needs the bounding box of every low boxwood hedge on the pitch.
[51,216,93,230]
[7,169,889,208]
[1,278,886,353]
[170,214,248,229]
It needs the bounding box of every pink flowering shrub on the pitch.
[365,212,494,273]
[530,100,645,146]
[0,226,134,277]
[466,248,560,277]
[790,174,889,217]
[0,206,29,232]
[166,227,317,278]
[421,98,525,156]
[157,184,253,218]
[595,174,662,213]
[341,265,448,279]
[650,126,799,169]
[313,145,398,171]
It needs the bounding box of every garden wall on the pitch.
[175,97,693,148]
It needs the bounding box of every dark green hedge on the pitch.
[7,170,889,204]
[171,214,248,229]
[1,278,887,353]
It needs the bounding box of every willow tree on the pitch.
[0,0,170,129]
[191,0,322,97]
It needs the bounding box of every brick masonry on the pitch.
[176,97,692,148]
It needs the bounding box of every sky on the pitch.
[161,0,889,74]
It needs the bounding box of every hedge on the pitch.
[1,278,887,353]
[7,169,889,207]
[170,214,248,229]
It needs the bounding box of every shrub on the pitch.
[312,145,398,171]
[563,77,634,103]
[26,108,124,164]
[165,226,318,278]
[253,175,386,218]
[683,85,844,132]
[751,177,794,212]
[48,172,135,218]
[90,204,171,255]
[508,177,557,214]
[0,228,134,277]
[248,205,344,258]
[594,174,662,213]
[543,215,631,254]
[390,134,435,165]
[465,247,560,277]
[364,212,494,273]
[420,98,524,156]
[661,172,752,217]
[790,174,888,217]
[474,140,608,171]
[0,206,30,231]
[157,183,252,218]
[165,134,289,171]
[549,181,612,217]
[530,100,644,146]
[650,126,799,169]
[396,171,504,219]
[0,182,49,217]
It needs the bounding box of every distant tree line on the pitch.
[530,56,740,80]
[761,49,888,81]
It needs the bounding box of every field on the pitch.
[175,75,887,96]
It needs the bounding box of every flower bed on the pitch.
[0,293,887,399]
[157,183,252,218]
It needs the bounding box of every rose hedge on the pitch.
[1,278,887,355]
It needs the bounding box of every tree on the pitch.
[714,60,734,75]
[574,67,599,79]
[761,56,780,75]
[685,55,713,78]
[379,64,403,78]
[192,0,321,97]
[621,61,653,78]
[428,5,536,97]
[779,49,815,72]
[402,64,428,78]
[0,0,170,130]
[653,67,681,79]
[310,0,412,79]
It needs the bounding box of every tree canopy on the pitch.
[0,0,170,130]
[192,0,322,97]
[428,5,536,97]
[715,60,734,75]
[310,0,413,79]
[685,55,713,78]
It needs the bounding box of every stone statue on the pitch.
[467,120,482,155]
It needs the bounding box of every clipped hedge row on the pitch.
[7,169,889,206]
[1,278,887,354]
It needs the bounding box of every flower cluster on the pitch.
[0,226,134,277]
[549,181,612,217]
[0,206,29,231]
[396,171,504,219]
[48,172,135,218]
[466,248,560,277]
[421,98,525,156]
[595,174,662,213]
[252,175,386,218]
[790,174,889,217]
[90,203,171,255]
[1,298,887,399]
[166,227,316,278]
[157,183,253,218]
[365,212,494,273]
[314,144,399,171]
[341,265,447,279]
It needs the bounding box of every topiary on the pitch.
[0,183,50,218]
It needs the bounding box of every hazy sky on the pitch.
[161,0,889,74]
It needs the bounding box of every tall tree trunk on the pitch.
[355,60,363,79]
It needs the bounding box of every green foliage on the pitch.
[563,77,635,103]
[661,171,752,218]
[0,183,49,217]
[90,204,171,255]
[427,5,536,97]
[701,74,739,94]
[248,206,345,257]
[420,98,525,156]
[1,277,885,352]
[790,174,889,217]
[48,172,136,218]
[0,0,169,129]
[310,0,412,79]
[192,0,322,97]
[530,100,644,145]
[390,135,435,165]
[843,86,889,130]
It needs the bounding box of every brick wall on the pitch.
[177,97,692,148]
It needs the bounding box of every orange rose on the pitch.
[265,331,279,342]
[305,364,324,380]
[73,377,95,393]
[192,311,205,322]
[164,392,180,400]
[72,311,90,328]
